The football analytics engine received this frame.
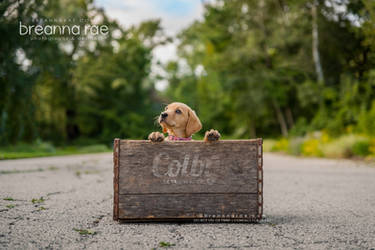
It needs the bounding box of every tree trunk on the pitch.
[66,108,79,141]
[286,107,294,129]
[312,0,324,83]
[272,99,288,137]
[249,120,257,139]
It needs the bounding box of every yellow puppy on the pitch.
[148,102,220,142]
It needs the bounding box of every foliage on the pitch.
[271,138,289,152]
[352,140,371,156]
[163,0,375,141]
[287,137,305,156]
[266,132,375,159]
[0,0,166,146]
[302,138,323,157]
[72,29,160,141]
[1,0,375,157]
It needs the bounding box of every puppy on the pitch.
[148,102,220,142]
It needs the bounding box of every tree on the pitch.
[164,0,375,138]
[73,20,168,141]
[0,0,167,145]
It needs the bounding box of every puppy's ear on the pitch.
[160,123,167,133]
[186,109,202,137]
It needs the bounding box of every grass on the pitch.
[73,228,96,235]
[6,204,15,209]
[159,241,176,247]
[31,197,45,204]
[0,142,111,160]
[75,171,81,178]
[3,197,14,201]
[47,165,59,171]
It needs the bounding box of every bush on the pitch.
[263,139,276,152]
[1,140,56,153]
[271,138,289,152]
[321,135,368,158]
[287,137,304,156]
[78,144,110,153]
[352,140,370,156]
[357,101,375,136]
[266,131,374,159]
[301,138,323,157]
[370,139,375,156]
[35,140,56,153]
[289,118,309,137]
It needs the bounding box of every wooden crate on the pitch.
[113,139,263,222]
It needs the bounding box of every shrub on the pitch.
[78,144,109,153]
[352,140,370,156]
[35,140,56,153]
[370,139,375,156]
[287,137,304,156]
[260,131,374,159]
[271,138,289,152]
[321,135,368,158]
[263,139,276,152]
[1,140,56,153]
[301,138,323,157]
[357,101,375,136]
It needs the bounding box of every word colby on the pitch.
[152,153,211,178]
[19,21,109,36]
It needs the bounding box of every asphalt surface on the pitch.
[0,152,374,249]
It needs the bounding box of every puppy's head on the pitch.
[159,102,202,137]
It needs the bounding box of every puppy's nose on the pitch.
[161,112,168,118]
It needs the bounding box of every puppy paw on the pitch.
[204,129,221,142]
[148,132,165,142]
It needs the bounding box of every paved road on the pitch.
[0,153,374,249]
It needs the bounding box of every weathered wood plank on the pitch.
[119,140,259,194]
[118,193,258,219]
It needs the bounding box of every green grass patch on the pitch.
[73,228,96,235]
[3,197,14,201]
[75,171,81,177]
[47,165,59,171]
[6,204,15,209]
[0,141,111,160]
[31,197,45,204]
[159,241,175,247]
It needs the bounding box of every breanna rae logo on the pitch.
[19,21,109,40]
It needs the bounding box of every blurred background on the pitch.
[1,0,375,159]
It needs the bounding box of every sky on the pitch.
[94,0,204,89]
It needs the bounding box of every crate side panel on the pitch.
[118,140,259,194]
[113,138,120,220]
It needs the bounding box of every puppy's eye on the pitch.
[175,109,182,114]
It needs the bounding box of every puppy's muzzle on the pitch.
[160,112,168,122]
